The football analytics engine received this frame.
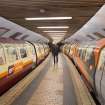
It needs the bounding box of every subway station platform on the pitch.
[0,54,96,105]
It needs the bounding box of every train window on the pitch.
[20,48,27,58]
[25,44,35,56]
[0,47,5,65]
[67,46,70,54]
[80,49,84,59]
[35,44,41,58]
[70,46,73,55]
[85,48,94,64]
[41,45,44,54]
[82,48,87,60]
[97,49,105,71]
[35,46,39,54]
[78,48,82,58]
[35,44,39,52]
[30,46,35,55]
[38,45,41,51]
[5,46,18,63]
[85,48,95,77]
[79,48,84,59]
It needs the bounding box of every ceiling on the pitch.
[65,4,105,43]
[0,0,105,43]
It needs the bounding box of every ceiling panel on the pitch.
[0,0,104,42]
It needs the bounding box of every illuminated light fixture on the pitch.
[52,38,63,40]
[37,26,69,29]
[52,36,64,37]
[48,33,66,34]
[49,36,65,37]
[43,31,67,33]
[48,33,66,36]
[50,35,65,37]
[52,36,63,39]
[48,35,65,36]
[52,37,63,39]
[25,17,72,20]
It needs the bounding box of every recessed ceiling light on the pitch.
[25,17,72,20]
[37,26,69,29]
[40,9,46,13]
[43,31,67,33]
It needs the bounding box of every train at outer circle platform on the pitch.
[62,38,105,105]
[0,37,50,95]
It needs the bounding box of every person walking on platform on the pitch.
[51,44,59,65]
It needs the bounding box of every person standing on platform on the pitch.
[51,44,59,65]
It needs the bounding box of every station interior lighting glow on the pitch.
[25,17,72,20]
[37,26,69,29]
[43,31,67,33]
[48,32,66,34]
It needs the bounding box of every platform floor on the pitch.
[0,54,95,105]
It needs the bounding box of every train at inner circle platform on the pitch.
[62,38,105,105]
[0,37,50,95]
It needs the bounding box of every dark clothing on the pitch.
[51,44,59,64]
[54,54,58,64]
[51,45,59,56]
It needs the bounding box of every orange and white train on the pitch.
[62,38,105,105]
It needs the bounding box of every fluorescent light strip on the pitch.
[48,33,66,34]
[43,31,67,33]
[48,34,66,35]
[51,35,64,37]
[48,34,66,36]
[48,35,65,36]
[52,36,63,38]
[52,38,62,40]
[49,35,65,37]
[37,26,69,29]
[25,17,72,20]
[52,38,63,40]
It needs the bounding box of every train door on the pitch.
[84,47,95,87]
[95,48,105,103]
[85,48,95,76]
[66,44,69,55]
[0,44,6,65]
[34,43,40,64]
[99,49,105,104]
[25,43,36,62]
[67,44,71,55]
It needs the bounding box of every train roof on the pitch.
[96,38,105,48]
[0,37,26,44]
